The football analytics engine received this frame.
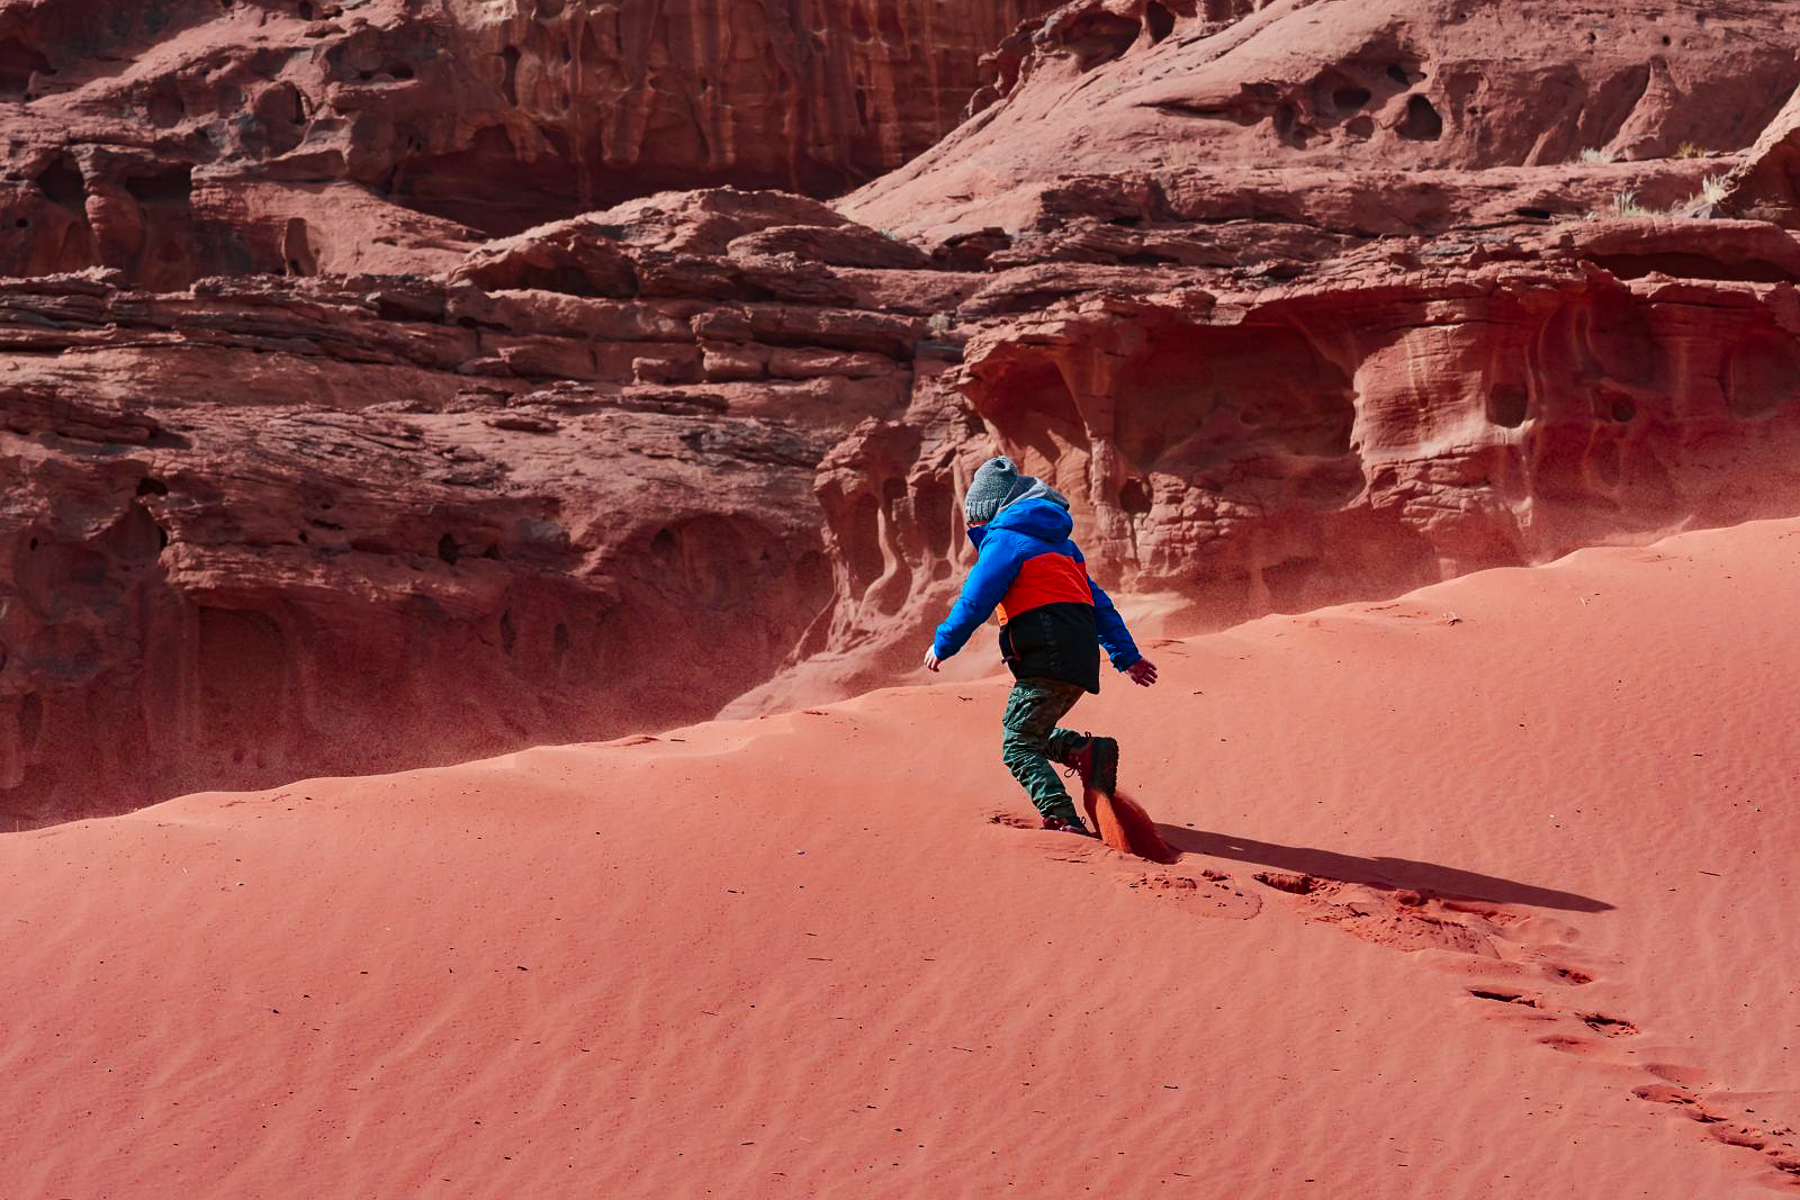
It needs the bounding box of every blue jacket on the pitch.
[933,498,1140,693]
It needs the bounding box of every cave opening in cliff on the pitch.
[124,165,193,205]
[35,155,85,213]
[0,36,54,99]
[1145,2,1176,44]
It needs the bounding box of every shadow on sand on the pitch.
[1155,825,1614,914]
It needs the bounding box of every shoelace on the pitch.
[1060,732,1094,779]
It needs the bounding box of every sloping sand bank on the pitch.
[5,519,1799,1197]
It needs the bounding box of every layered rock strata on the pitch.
[9,0,1800,818]
[0,0,1060,287]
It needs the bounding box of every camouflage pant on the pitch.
[1000,677,1092,824]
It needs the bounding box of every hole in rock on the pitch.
[1608,395,1636,423]
[124,165,193,205]
[1144,2,1175,44]
[1118,478,1153,515]
[36,156,86,214]
[1332,85,1372,112]
[297,1,315,19]
[500,46,520,106]
[437,533,460,565]
[0,37,53,99]
[12,217,26,229]
[1660,34,1671,45]
[136,477,169,496]
[1273,101,1299,142]
[1514,206,1553,220]
[1589,253,1795,286]
[651,528,677,556]
[1386,64,1411,86]
[1397,95,1443,140]
[1488,383,1528,427]
[282,217,317,276]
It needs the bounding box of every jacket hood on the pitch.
[979,496,1073,544]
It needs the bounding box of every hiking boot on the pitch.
[1063,734,1119,794]
[1042,815,1095,838]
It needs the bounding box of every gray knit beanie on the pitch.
[963,457,1068,524]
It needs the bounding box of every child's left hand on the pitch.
[1126,658,1158,686]
[923,648,942,672]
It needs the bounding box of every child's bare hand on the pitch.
[923,647,942,673]
[1126,658,1158,686]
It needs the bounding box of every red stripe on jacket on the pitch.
[996,552,1093,624]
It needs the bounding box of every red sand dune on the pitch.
[5,517,1800,1196]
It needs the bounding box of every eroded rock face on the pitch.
[745,0,1800,712]
[10,0,1800,820]
[846,0,1800,241]
[0,196,940,821]
[0,0,1059,287]
[0,181,932,817]
[1721,88,1800,229]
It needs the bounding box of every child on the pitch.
[923,457,1158,835]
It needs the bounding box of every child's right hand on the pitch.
[1126,658,1158,686]
[923,647,942,673]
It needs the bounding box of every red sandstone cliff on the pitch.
[7,0,1800,821]
[0,0,1059,285]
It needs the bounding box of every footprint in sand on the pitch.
[1122,870,1261,920]
[1634,1083,1800,1186]
[1248,872,1508,956]
[987,812,1261,918]
[1239,863,1800,1189]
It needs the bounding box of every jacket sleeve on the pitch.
[1069,542,1141,669]
[933,536,1020,659]
[1088,576,1142,670]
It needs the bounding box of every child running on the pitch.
[923,457,1158,835]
